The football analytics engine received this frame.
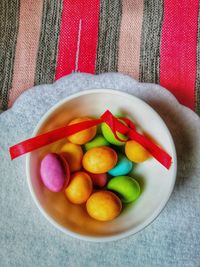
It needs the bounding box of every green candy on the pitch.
[101,120,127,146]
[85,135,110,151]
[107,176,140,203]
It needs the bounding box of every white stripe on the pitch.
[74,19,82,72]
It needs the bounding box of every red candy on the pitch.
[86,172,107,188]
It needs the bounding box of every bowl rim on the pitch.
[26,88,177,242]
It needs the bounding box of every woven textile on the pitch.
[0,0,200,114]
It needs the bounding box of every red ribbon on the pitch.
[9,110,172,169]
[10,119,102,160]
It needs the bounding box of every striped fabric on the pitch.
[196,4,200,115]
[0,0,200,115]
[160,0,199,111]
[118,0,144,80]
[0,0,20,110]
[35,0,63,85]
[9,0,43,107]
[55,1,100,79]
[139,0,163,84]
[96,0,122,73]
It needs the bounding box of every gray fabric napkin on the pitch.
[0,73,200,267]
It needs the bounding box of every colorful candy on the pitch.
[125,140,149,163]
[60,142,83,172]
[108,153,133,176]
[67,117,97,145]
[82,146,118,174]
[107,176,140,203]
[85,135,109,151]
[40,153,70,192]
[65,171,93,204]
[101,120,127,146]
[39,114,147,222]
[86,172,107,188]
[86,191,122,221]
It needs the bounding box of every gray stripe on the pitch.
[139,0,164,83]
[0,0,20,110]
[96,0,122,73]
[195,3,200,115]
[35,0,63,85]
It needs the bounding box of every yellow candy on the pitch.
[82,146,118,174]
[125,140,149,163]
[65,172,93,204]
[86,191,122,221]
[67,117,97,145]
[60,142,83,172]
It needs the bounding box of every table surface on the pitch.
[0,73,200,267]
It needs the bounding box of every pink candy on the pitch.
[40,153,70,192]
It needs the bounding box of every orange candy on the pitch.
[60,142,83,172]
[125,140,149,163]
[82,146,118,174]
[65,172,93,204]
[67,117,97,145]
[86,191,122,221]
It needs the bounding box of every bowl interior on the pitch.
[27,90,176,241]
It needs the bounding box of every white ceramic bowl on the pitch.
[26,89,177,242]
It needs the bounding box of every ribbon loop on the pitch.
[101,110,172,169]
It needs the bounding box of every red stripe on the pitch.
[55,1,100,80]
[160,0,199,110]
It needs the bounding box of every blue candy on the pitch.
[108,154,133,176]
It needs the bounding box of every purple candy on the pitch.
[40,153,67,192]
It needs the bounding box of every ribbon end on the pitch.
[9,147,15,160]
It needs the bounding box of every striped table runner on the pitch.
[0,0,200,115]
